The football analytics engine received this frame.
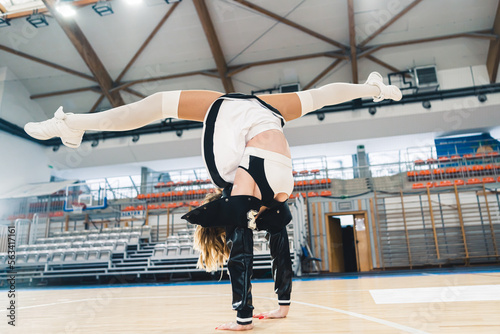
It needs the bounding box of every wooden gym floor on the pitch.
[1,268,499,333]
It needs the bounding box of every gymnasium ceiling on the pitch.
[0,0,499,128]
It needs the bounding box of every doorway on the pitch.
[326,212,372,273]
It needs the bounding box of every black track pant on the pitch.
[226,225,254,325]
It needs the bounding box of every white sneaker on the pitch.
[364,71,402,102]
[24,106,84,148]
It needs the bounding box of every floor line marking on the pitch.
[0,294,229,313]
[253,296,430,334]
[370,284,500,304]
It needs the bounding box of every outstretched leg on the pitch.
[24,90,222,147]
[259,72,402,122]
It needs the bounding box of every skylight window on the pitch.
[0,0,45,13]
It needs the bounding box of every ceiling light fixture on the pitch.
[165,0,182,3]
[26,11,49,28]
[125,0,142,6]
[56,1,76,18]
[92,1,114,16]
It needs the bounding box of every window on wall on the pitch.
[326,155,354,179]
[368,150,404,177]
[86,175,141,200]
[292,156,329,179]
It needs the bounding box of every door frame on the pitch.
[325,210,373,272]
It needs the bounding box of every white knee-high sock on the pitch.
[296,83,380,116]
[65,91,181,131]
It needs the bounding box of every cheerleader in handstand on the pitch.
[25,72,401,331]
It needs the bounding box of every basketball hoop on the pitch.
[72,202,87,213]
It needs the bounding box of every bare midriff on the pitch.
[246,129,291,158]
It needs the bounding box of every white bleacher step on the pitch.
[114,262,148,268]
[128,254,153,259]
[117,257,149,264]
[128,249,154,255]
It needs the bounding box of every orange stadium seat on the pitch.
[418,170,431,178]
[433,169,444,176]
[475,153,486,159]
[435,180,453,187]
[466,178,481,185]
[445,167,457,175]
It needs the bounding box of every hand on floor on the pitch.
[253,305,289,319]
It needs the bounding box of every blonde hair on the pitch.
[192,189,230,272]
